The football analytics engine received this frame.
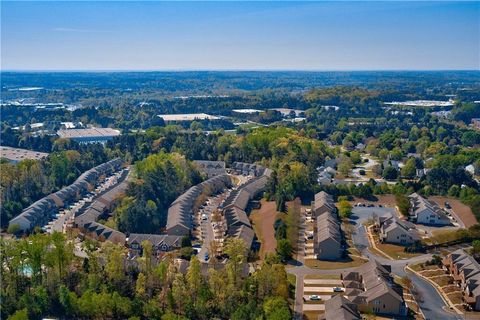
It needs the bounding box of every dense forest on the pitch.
[1,234,292,320]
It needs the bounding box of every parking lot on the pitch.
[195,186,234,262]
[302,275,343,315]
[45,168,129,234]
[350,205,396,254]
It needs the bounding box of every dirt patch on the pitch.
[250,199,278,259]
[430,196,478,228]
[446,291,464,305]
[431,275,453,287]
[351,194,397,206]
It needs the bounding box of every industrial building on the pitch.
[0,146,49,163]
[57,127,121,144]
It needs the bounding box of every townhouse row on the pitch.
[9,158,124,233]
[443,249,480,311]
[312,191,343,260]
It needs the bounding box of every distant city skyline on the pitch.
[1,1,479,71]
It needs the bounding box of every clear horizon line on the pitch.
[2,68,479,73]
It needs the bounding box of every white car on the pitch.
[201,214,208,221]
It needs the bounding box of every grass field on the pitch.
[304,255,367,269]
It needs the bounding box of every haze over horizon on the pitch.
[2,1,479,71]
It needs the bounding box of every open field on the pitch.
[351,194,397,207]
[250,199,278,259]
[375,241,423,259]
[304,255,367,269]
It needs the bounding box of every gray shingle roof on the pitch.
[127,233,182,249]
[409,193,449,222]
[193,160,226,177]
[323,295,361,320]
[343,260,403,304]
[166,174,231,234]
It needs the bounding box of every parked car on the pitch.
[445,202,451,209]
[309,295,321,301]
[204,252,209,261]
[201,214,208,221]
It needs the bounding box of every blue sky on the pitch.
[1,1,479,70]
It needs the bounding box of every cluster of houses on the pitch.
[443,249,480,311]
[9,158,124,233]
[408,193,451,226]
[9,157,272,262]
[123,161,271,256]
[193,160,226,178]
[317,166,336,185]
[336,260,407,317]
[312,191,343,260]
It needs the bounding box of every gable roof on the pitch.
[324,295,361,320]
[409,193,449,221]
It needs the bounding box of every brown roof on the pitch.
[323,295,361,320]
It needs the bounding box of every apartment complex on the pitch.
[9,158,124,233]
[220,163,272,249]
[74,169,130,244]
[443,249,480,311]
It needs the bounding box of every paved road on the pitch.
[293,208,306,319]
[407,269,463,320]
[199,204,216,262]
